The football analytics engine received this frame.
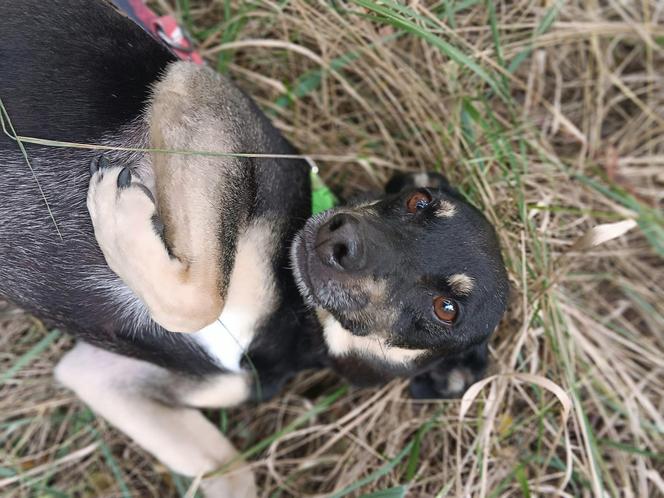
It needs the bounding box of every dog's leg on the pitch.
[409,340,490,399]
[87,156,223,333]
[87,63,256,333]
[55,342,256,498]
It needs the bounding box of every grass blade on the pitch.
[350,0,508,101]
[0,98,63,239]
[328,441,414,498]
[0,329,60,384]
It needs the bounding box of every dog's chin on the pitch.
[290,211,365,324]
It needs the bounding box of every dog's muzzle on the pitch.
[291,209,375,314]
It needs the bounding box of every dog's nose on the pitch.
[315,214,366,271]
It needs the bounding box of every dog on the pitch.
[0,1,509,495]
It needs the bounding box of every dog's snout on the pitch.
[315,214,365,271]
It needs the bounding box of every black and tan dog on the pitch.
[0,1,509,495]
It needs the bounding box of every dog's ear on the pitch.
[408,341,489,399]
[385,172,460,198]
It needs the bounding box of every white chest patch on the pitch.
[193,222,277,372]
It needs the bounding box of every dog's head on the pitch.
[291,172,509,385]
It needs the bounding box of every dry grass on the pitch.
[2,1,663,497]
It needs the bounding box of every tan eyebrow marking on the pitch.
[436,200,457,218]
[448,273,475,295]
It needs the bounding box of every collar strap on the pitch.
[111,0,203,64]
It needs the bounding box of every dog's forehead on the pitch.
[378,189,477,228]
[398,209,486,255]
[376,200,496,291]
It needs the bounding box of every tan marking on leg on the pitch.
[182,374,250,408]
[55,343,256,497]
[193,221,279,372]
[87,165,221,333]
[150,63,239,275]
[448,273,475,296]
[88,62,260,332]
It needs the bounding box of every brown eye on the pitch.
[406,191,432,213]
[433,296,457,323]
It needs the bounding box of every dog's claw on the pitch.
[117,168,132,189]
[90,155,110,176]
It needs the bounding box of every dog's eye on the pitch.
[433,296,457,323]
[406,191,432,213]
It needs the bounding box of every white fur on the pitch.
[435,200,457,218]
[82,268,155,336]
[193,222,278,372]
[447,369,467,393]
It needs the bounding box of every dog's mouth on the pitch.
[290,210,369,317]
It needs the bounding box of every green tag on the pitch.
[311,169,337,215]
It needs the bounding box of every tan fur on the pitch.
[320,313,426,364]
[150,62,242,282]
[55,343,256,497]
[182,373,251,408]
[193,221,280,372]
[435,200,457,218]
[88,165,222,332]
[448,273,475,295]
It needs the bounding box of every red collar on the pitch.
[111,0,203,64]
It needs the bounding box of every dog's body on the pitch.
[0,1,509,495]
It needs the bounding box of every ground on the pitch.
[1,1,663,497]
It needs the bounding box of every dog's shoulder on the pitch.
[0,0,175,141]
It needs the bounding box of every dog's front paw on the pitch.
[87,155,163,271]
[86,154,222,332]
[409,365,479,399]
[201,468,257,498]
[409,342,490,399]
